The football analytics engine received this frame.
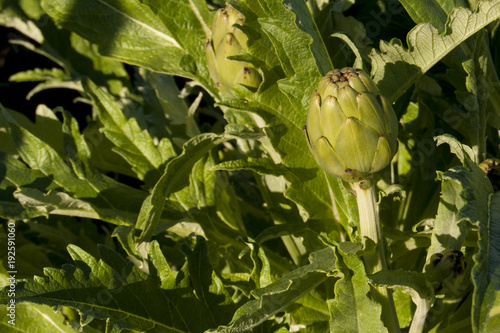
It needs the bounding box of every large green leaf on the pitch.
[399,0,499,161]
[0,240,236,333]
[0,302,82,332]
[0,105,149,225]
[371,1,500,103]
[219,0,357,238]
[428,136,493,257]
[472,192,500,332]
[210,246,336,332]
[328,245,387,333]
[40,0,217,94]
[82,79,176,187]
[135,130,262,245]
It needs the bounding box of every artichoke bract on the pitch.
[304,67,398,182]
[205,4,261,98]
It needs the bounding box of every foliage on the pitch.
[0,0,499,332]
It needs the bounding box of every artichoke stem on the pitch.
[354,181,400,333]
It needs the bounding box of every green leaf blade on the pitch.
[328,247,388,333]
[1,241,235,333]
[473,191,500,332]
[371,1,500,103]
[82,79,167,185]
[211,246,336,332]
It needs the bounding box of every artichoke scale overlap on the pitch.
[304,67,398,182]
[205,4,261,98]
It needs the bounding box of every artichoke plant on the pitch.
[304,67,398,182]
[304,68,401,331]
[205,4,261,98]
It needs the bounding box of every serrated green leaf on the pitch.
[13,188,100,219]
[369,269,434,303]
[9,67,68,82]
[371,1,500,103]
[1,107,91,196]
[210,246,336,333]
[0,149,59,219]
[40,0,217,95]
[0,240,235,333]
[399,0,448,33]
[444,27,494,161]
[179,235,236,328]
[0,104,65,156]
[140,0,213,78]
[135,132,249,244]
[260,0,331,77]
[427,146,493,257]
[83,79,169,186]
[399,0,500,151]
[328,247,388,333]
[1,105,150,225]
[215,0,357,240]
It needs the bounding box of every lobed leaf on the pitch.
[135,131,261,244]
[82,79,174,186]
[40,0,217,95]
[0,240,236,333]
[0,105,149,225]
[371,0,500,103]
[328,246,387,333]
[210,246,336,332]
[427,137,493,257]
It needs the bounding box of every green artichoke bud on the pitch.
[304,67,398,182]
[205,4,261,97]
[479,158,500,191]
[425,249,467,294]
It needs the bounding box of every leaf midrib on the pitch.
[95,0,182,49]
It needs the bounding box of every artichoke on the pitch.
[205,4,261,97]
[425,249,467,294]
[304,67,398,182]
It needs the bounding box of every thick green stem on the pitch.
[409,298,431,333]
[354,181,400,333]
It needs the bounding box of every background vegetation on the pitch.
[0,0,499,332]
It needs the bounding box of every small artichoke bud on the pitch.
[425,249,467,294]
[304,68,398,182]
[479,158,500,191]
[205,4,261,97]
